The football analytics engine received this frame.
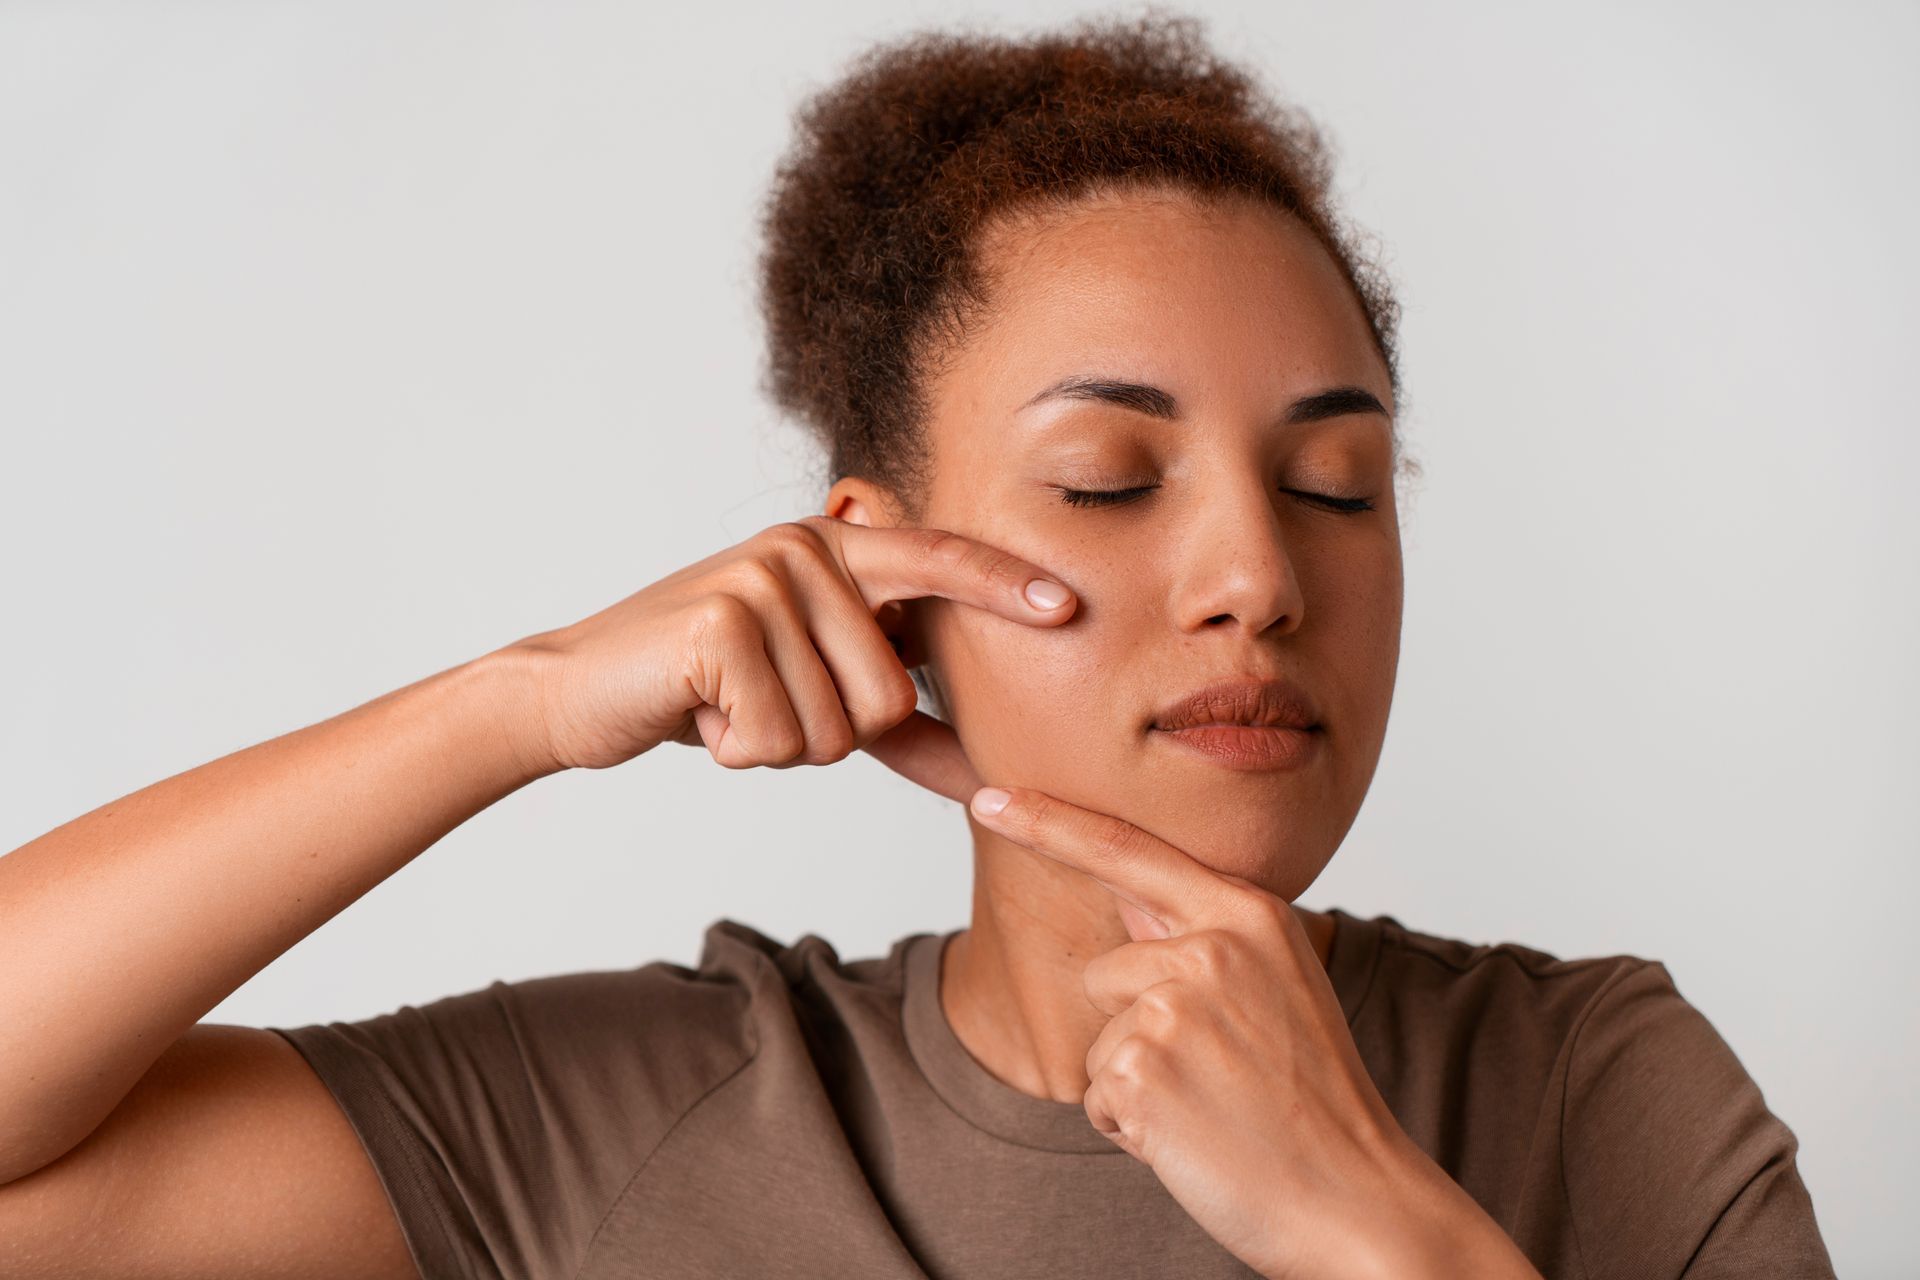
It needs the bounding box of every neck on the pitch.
[940,828,1336,1104]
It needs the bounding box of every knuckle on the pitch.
[717,555,789,602]
[1080,1077,1111,1127]
[1185,930,1235,979]
[715,744,757,770]
[1085,815,1145,872]
[1241,890,1293,936]
[1134,985,1181,1027]
[847,675,919,735]
[878,671,922,721]
[803,721,857,765]
[763,725,809,766]
[686,592,758,645]
[912,528,995,583]
[912,527,967,563]
[761,519,828,558]
[1107,1038,1155,1083]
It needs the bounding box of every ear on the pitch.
[821,476,930,669]
[824,475,900,530]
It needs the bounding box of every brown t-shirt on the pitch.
[269,908,1836,1279]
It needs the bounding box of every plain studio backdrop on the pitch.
[2,1,1913,1272]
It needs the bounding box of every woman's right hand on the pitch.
[500,515,1076,802]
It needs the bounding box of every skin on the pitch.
[0,180,1542,1278]
[827,185,1403,1107]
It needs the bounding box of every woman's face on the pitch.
[842,187,1402,901]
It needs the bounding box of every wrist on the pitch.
[1359,1141,1542,1280]
[466,642,569,784]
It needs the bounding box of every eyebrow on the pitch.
[1018,376,1390,425]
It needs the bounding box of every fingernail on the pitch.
[1024,578,1070,610]
[971,787,1012,816]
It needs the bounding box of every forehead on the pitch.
[944,190,1389,416]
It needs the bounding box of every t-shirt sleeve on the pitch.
[1560,959,1836,1279]
[267,959,756,1280]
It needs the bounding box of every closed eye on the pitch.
[1053,484,1157,509]
[1051,484,1375,513]
[1286,489,1376,513]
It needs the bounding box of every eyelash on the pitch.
[1053,484,1376,513]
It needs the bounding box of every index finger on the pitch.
[966,786,1237,936]
[823,520,1077,624]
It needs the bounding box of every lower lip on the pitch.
[1152,724,1323,771]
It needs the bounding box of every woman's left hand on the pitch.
[967,783,1544,1280]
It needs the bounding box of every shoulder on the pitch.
[1328,908,1662,1173]
[1368,909,1652,992]
[269,922,777,1151]
[1333,911,1830,1275]
[287,916,909,1085]
[1338,908,1657,1059]
[264,919,871,1159]
[1359,913,1739,1095]
[1552,956,1829,1274]
[1555,954,1788,1165]
[263,918,916,1279]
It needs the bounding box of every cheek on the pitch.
[1318,536,1403,718]
[921,602,1133,783]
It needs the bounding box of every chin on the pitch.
[1113,791,1334,894]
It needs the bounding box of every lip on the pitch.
[1150,676,1321,733]
[1153,722,1322,771]
[1149,676,1324,773]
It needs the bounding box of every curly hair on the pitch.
[755,8,1404,521]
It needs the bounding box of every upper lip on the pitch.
[1151,676,1322,732]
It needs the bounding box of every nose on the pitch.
[1167,473,1306,638]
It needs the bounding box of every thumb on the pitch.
[861,710,983,805]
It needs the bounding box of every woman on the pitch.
[0,14,1834,1279]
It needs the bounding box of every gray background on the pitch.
[2,2,1912,1272]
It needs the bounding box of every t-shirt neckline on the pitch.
[900,907,1383,1154]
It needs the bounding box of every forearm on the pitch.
[0,645,556,1183]
[1357,1142,1544,1280]
[1406,1205,1543,1280]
